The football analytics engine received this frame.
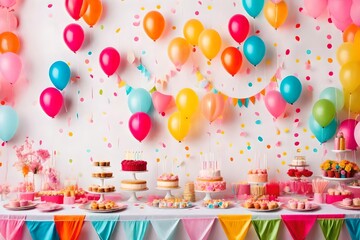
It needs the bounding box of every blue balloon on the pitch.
[49,61,71,91]
[280,75,302,104]
[242,0,264,18]
[128,88,152,114]
[0,106,19,142]
[309,115,337,143]
[243,35,266,66]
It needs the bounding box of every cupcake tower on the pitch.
[89,161,116,202]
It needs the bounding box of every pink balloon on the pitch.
[328,0,352,31]
[65,0,85,20]
[338,119,358,150]
[271,0,283,3]
[63,23,84,53]
[99,47,121,77]
[200,93,225,123]
[0,0,16,8]
[351,0,360,26]
[264,90,287,118]
[129,112,152,142]
[0,11,18,32]
[39,87,64,118]
[228,14,249,44]
[304,0,328,19]
[0,52,22,84]
[152,91,174,116]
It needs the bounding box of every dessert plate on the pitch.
[333,202,360,210]
[36,203,63,212]
[151,205,195,209]
[79,203,127,213]
[241,203,281,212]
[3,202,37,211]
[283,204,320,212]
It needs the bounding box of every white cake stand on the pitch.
[121,188,149,202]
[156,187,181,199]
[195,190,224,201]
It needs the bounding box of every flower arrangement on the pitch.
[43,167,60,190]
[321,159,359,178]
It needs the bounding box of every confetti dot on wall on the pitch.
[313,148,318,153]
[116,28,121,33]
[156,5,161,9]
[277,154,281,158]
[294,133,299,137]
[185,146,189,151]
[282,152,287,156]
[68,132,73,137]
[255,120,261,125]
[195,11,199,15]
[69,159,73,164]
[248,158,252,162]
[186,173,190,177]
[156,158,160,163]
[306,50,311,54]
[316,56,321,60]
[88,51,92,55]
[99,89,103,95]
[305,146,309,150]
[281,161,286,165]
[297,148,302,153]
[294,141,299,146]
[86,149,91,153]
[266,145,271,149]
[240,150,244,154]
[241,124,245,128]
[107,143,112,148]
[258,136,263,142]
[0,162,2,167]
[85,59,89,64]
[207,5,212,10]
[247,146,251,150]
[284,128,290,133]
[276,169,280,173]
[134,37,139,41]
[230,157,234,161]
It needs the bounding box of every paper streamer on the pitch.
[150,219,180,240]
[345,218,360,240]
[281,215,317,240]
[218,215,252,240]
[91,216,119,240]
[182,217,215,240]
[318,219,344,240]
[0,215,26,240]
[252,219,281,240]
[122,220,149,240]
[54,215,85,240]
[26,221,59,240]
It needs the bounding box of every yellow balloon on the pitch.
[168,37,191,67]
[344,87,360,113]
[336,42,360,66]
[355,31,360,46]
[168,111,191,142]
[264,0,288,29]
[198,29,222,60]
[183,19,204,46]
[176,88,199,117]
[340,61,360,93]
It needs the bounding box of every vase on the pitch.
[327,170,335,178]
[33,173,42,192]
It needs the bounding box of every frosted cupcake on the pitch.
[305,202,312,210]
[342,198,353,206]
[327,188,335,195]
[352,198,360,206]
[19,200,28,207]
[288,200,297,209]
[297,201,305,210]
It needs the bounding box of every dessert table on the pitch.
[0,200,358,240]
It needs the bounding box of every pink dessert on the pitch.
[305,202,312,210]
[19,200,29,207]
[342,198,353,206]
[194,181,226,192]
[9,200,20,208]
[288,200,297,209]
[63,196,75,205]
[121,160,147,171]
[297,201,305,210]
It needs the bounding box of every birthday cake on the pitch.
[157,173,179,188]
[247,169,268,183]
[194,158,226,192]
[121,160,147,171]
[121,179,147,190]
[291,156,307,166]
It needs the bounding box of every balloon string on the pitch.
[5,143,8,183]
[63,89,68,113]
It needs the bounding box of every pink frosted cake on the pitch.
[157,173,179,188]
[248,169,268,183]
[194,158,226,192]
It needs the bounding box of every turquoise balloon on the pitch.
[49,61,71,91]
[280,75,302,104]
[243,35,266,66]
[309,115,337,143]
[319,87,344,112]
[242,0,264,18]
[0,106,19,142]
[128,88,152,114]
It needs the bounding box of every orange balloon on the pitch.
[168,37,191,68]
[221,46,243,76]
[201,93,225,123]
[355,31,360,46]
[80,0,89,17]
[198,29,222,60]
[343,24,360,42]
[82,0,102,27]
[0,31,20,53]
[183,19,204,46]
[143,11,165,41]
[264,0,288,29]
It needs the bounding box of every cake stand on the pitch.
[121,171,148,202]
[195,190,225,201]
[321,176,356,190]
[91,165,114,202]
[156,187,181,199]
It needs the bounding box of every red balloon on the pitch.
[129,112,152,142]
[65,0,88,20]
[99,47,121,77]
[63,23,85,53]
[40,87,63,118]
[221,46,243,76]
[228,14,250,44]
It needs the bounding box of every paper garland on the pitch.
[182,217,215,240]
[150,219,180,240]
[252,219,281,240]
[26,221,59,240]
[318,219,344,240]
[218,215,252,240]
[281,215,317,240]
[345,218,360,240]
[122,220,149,240]
[91,216,119,240]
[54,215,85,240]
[0,215,26,240]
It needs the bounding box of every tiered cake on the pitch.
[194,157,226,192]
[121,160,148,190]
[157,173,179,188]
[247,169,268,183]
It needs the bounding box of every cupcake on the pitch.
[244,200,254,208]
[305,202,312,210]
[288,200,297,209]
[352,198,360,206]
[334,190,340,196]
[342,198,353,206]
[98,203,106,210]
[328,188,335,195]
[19,200,28,207]
[9,200,20,208]
[101,172,107,178]
[93,161,100,166]
[297,202,305,210]
[260,202,268,210]
[100,162,107,166]
[90,201,98,209]
[268,201,278,210]
[254,202,261,209]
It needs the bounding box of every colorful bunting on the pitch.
[91,216,119,240]
[137,63,151,81]
[26,221,59,240]
[252,219,281,240]
[54,215,85,240]
[345,218,360,240]
[182,217,215,240]
[281,215,317,240]
[0,215,26,240]
[122,220,149,240]
[318,219,344,240]
[150,219,180,240]
[218,215,252,240]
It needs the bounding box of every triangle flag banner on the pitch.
[252,219,281,240]
[26,221,59,240]
[182,217,215,240]
[281,215,317,240]
[54,215,85,240]
[122,220,149,240]
[345,218,360,240]
[318,219,344,240]
[91,216,119,240]
[218,215,252,240]
[150,219,180,240]
[0,215,26,240]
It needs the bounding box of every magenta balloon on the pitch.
[354,122,360,147]
[328,0,352,31]
[304,0,328,19]
[338,119,358,150]
[128,112,152,142]
[264,90,287,118]
[63,23,84,53]
[228,14,250,44]
[351,1,360,26]
[39,87,64,118]
[0,52,22,84]
[99,47,121,77]
[65,0,84,20]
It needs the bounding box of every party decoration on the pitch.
[0,0,16,8]
[99,47,121,77]
[264,90,287,119]
[228,14,250,44]
[143,11,165,41]
[242,0,264,18]
[243,35,266,66]
[0,105,19,142]
[49,61,71,91]
[343,24,360,42]
[168,111,190,142]
[309,116,337,143]
[270,0,282,3]
[339,61,360,93]
[128,112,152,142]
[355,31,360,46]
[0,11,18,33]
[264,0,288,29]
[198,29,222,60]
[338,119,358,150]
[336,43,360,66]
[65,0,88,21]
[280,75,302,104]
[354,122,360,148]
[312,99,336,128]
[221,47,243,76]
[167,37,191,68]
[39,87,64,118]
[319,87,344,112]
[344,87,360,113]
[0,52,22,84]
[63,23,85,53]
[304,0,327,19]
[128,88,152,114]
[152,91,173,116]
[0,31,20,53]
[82,0,103,27]
[351,0,360,26]
[200,93,225,123]
[183,19,204,46]
[176,88,199,118]
[328,0,352,32]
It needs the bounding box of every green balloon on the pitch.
[312,99,336,127]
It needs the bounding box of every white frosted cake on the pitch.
[291,156,306,166]
[121,180,147,190]
[157,173,179,188]
[195,157,226,192]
